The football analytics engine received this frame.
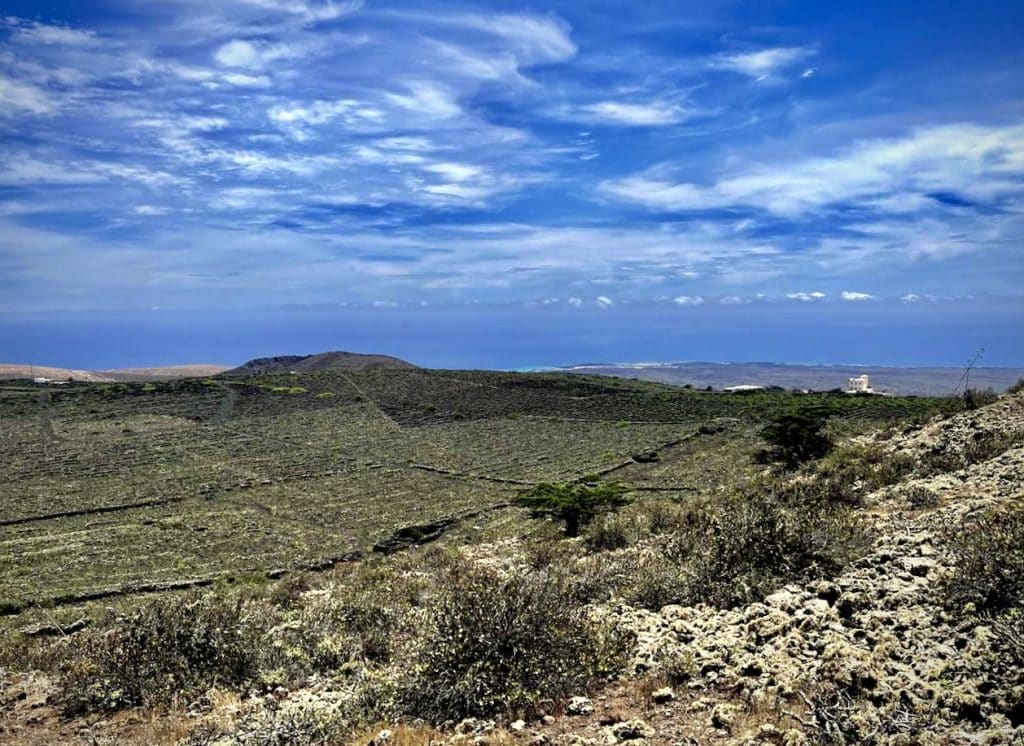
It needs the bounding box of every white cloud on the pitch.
[581,101,684,126]
[386,82,461,119]
[786,291,826,301]
[223,72,272,87]
[351,146,425,165]
[423,162,484,181]
[712,46,813,79]
[214,39,296,69]
[673,295,704,305]
[0,74,53,115]
[237,0,363,23]
[442,13,576,65]
[599,123,1024,217]
[567,297,583,308]
[596,296,614,307]
[133,205,171,216]
[841,290,874,301]
[269,99,368,125]
[719,295,746,304]
[900,293,922,302]
[373,137,435,152]
[0,157,182,187]
[268,99,384,140]
[8,19,99,46]
[421,183,494,201]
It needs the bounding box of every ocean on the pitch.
[1,300,1021,370]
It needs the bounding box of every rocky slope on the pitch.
[597,393,1024,745]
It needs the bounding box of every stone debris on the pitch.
[610,393,1024,745]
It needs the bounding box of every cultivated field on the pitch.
[0,369,955,614]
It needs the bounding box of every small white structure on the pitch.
[724,384,765,392]
[847,374,873,393]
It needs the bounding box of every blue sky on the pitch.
[1,0,1023,316]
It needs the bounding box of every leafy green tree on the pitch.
[760,409,834,468]
[516,480,630,536]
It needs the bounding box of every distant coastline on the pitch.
[553,361,1024,397]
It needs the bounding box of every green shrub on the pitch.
[397,563,630,722]
[1008,378,1024,395]
[516,480,630,537]
[759,409,834,468]
[57,594,265,714]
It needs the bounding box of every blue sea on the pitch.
[1,299,1022,370]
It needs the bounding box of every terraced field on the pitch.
[0,369,956,613]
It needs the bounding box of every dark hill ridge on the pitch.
[227,350,418,375]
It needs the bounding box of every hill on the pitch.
[0,363,229,382]
[227,350,418,375]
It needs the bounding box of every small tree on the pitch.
[516,480,630,537]
[760,409,833,468]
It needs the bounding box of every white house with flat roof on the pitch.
[847,374,873,393]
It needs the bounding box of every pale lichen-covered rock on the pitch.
[567,696,595,715]
[709,702,741,731]
[608,718,654,741]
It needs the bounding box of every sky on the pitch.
[1,1,1023,366]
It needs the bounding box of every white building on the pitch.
[847,374,872,393]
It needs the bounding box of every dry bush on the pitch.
[264,558,429,681]
[585,499,694,551]
[57,594,267,714]
[397,561,631,722]
[811,445,916,505]
[572,479,867,612]
[672,482,867,608]
[903,485,939,509]
[962,430,1024,465]
[963,387,998,410]
[942,504,1024,616]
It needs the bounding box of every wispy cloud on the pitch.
[1,3,1022,312]
[580,101,685,126]
[599,123,1024,216]
[711,46,814,80]
[0,74,53,115]
[385,82,461,119]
